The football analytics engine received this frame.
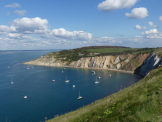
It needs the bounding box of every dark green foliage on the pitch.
[54,49,89,63]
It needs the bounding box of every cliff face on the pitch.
[25,53,150,73]
[135,54,162,76]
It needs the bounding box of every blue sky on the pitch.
[0,0,162,50]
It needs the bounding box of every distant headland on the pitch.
[25,46,162,76]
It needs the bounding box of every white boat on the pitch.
[98,76,102,79]
[24,96,27,99]
[52,80,56,82]
[77,92,83,100]
[77,96,83,100]
[65,80,70,83]
[72,85,76,88]
[95,81,99,84]
[10,81,14,85]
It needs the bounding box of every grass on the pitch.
[46,46,158,63]
[85,47,134,54]
[47,67,162,122]
[155,48,162,57]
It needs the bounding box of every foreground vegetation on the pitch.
[45,46,160,63]
[47,67,162,122]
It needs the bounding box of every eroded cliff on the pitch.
[25,53,151,73]
[25,46,162,76]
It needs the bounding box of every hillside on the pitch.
[39,46,156,63]
[47,67,162,122]
[25,46,162,76]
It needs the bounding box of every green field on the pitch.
[47,46,158,63]
[85,47,134,54]
[47,67,162,122]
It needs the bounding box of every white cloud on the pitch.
[8,33,21,38]
[0,17,93,41]
[50,28,92,40]
[1,16,162,50]
[5,3,21,8]
[145,34,162,39]
[0,25,15,32]
[98,0,139,11]
[160,16,162,22]
[135,24,146,30]
[143,29,159,35]
[142,29,162,39]
[10,17,92,40]
[14,10,26,16]
[125,7,148,19]
[148,21,157,28]
[94,36,121,44]
[138,28,162,39]
[12,17,48,34]
[0,17,95,49]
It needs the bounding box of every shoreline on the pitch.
[24,62,134,74]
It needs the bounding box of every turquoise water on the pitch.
[0,50,141,122]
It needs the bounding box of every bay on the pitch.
[0,50,141,122]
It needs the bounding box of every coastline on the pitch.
[22,47,162,122]
[24,52,151,75]
[24,62,134,74]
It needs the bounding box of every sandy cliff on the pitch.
[25,53,151,73]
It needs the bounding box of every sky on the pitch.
[0,0,162,50]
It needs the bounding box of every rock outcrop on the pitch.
[135,54,162,76]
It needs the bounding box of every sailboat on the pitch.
[77,91,83,100]
[95,76,100,84]
[10,81,14,85]
[10,76,14,85]
[95,81,99,84]
[65,80,70,83]
[64,74,70,83]
[98,76,102,79]
[26,67,30,70]
[52,80,56,82]
[24,96,28,99]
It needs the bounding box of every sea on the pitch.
[0,50,141,122]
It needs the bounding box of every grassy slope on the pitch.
[47,67,162,122]
[47,46,157,63]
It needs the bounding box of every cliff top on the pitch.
[44,46,162,63]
